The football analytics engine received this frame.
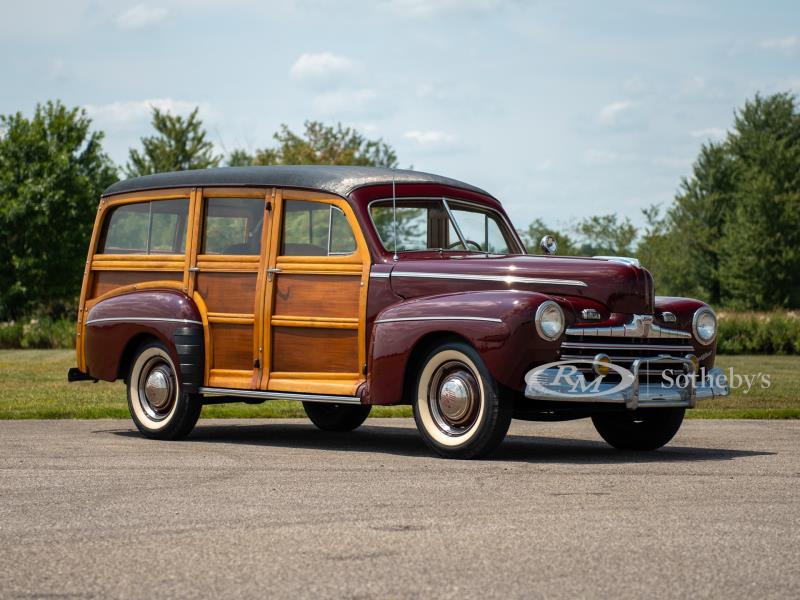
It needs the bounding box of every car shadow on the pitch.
[104,420,774,464]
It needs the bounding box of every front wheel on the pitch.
[591,407,685,451]
[413,341,512,459]
[302,402,371,432]
[127,341,201,440]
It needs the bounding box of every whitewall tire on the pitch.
[127,341,201,440]
[413,341,512,459]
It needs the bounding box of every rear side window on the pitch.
[201,198,265,255]
[281,200,357,256]
[99,199,189,254]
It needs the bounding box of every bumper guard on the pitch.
[524,356,729,410]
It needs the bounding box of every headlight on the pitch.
[535,301,565,341]
[692,307,717,344]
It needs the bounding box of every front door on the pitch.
[261,189,370,396]
[189,187,272,390]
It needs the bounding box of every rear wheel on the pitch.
[591,407,685,451]
[127,341,201,440]
[302,402,371,432]
[413,341,512,459]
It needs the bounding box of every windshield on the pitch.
[369,198,519,254]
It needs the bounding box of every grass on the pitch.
[0,350,412,420]
[0,350,797,420]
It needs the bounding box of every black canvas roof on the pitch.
[102,165,492,199]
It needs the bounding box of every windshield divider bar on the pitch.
[442,197,469,251]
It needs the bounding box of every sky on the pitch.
[1,0,799,231]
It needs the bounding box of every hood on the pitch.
[388,254,655,315]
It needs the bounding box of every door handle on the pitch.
[267,267,282,282]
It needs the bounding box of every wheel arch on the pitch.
[401,331,474,406]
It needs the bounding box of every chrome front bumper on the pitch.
[524,356,730,410]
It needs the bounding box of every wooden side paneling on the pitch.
[195,272,258,314]
[273,274,360,318]
[272,327,358,373]
[210,323,253,371]
[90,271,182,299]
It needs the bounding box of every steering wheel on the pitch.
[447,239,483,251]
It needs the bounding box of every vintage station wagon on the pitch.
[69,166,728,458]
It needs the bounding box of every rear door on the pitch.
[261,189,370,396]
[189,187,273,390]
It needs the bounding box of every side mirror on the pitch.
[540,235,557,255]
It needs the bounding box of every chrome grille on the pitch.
[560,334,695,384]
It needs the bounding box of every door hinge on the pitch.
[254,359,260,369]
[266,201,272,211]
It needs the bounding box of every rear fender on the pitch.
[83,289,204,391]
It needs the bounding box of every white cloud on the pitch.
[290,52,354,81]
[84,98,210,127]
[759,36,799,50]
[313,88,377,115]
[689,127,726,140]
[598,100,636,123]
[384,0,504,18]
[534,159,553,172]
[403,130,457,145]
[115,5,168,30]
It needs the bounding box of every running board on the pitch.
[198,386,362,405]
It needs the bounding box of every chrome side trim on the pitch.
[391,271,587,287]
[85,317,203,326]
[561,341,694,351]
[369,271,391,278]
[198,387,361,405]
[593,255,641,267]
[375,316,503,324]
[565,314,691,339]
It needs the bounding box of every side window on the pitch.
[449,206,512,254]
[99,199,188,254]
[281,200,357,256]
[201,198,264,255]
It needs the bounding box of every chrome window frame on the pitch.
[367,197,525,255]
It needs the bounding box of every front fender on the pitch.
[366,290,566,405]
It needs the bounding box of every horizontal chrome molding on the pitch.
[198,387,361,405]
[369,271,391,278]
[391,271,587,287]
[85,317,203,326]
[561,353,689,363]
[566,314,692,339]
[561,341,694,352]
[375,316,503,324]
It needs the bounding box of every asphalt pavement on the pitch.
[1,417,798,599]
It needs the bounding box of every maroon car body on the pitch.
[70,166,727,457]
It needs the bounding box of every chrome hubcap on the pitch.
[428,361,481,436]
[138,358,176,420]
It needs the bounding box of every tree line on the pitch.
[0,93,798,320]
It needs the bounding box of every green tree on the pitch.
[574,214,637,256]
[226,149,254,167]
[232,121,398,168]
[718,93,800,308]
[639,92,800,308]
[637,142,738,301]
[0,101,118,318]
[518,218,578,255]
[126,107,220,177]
